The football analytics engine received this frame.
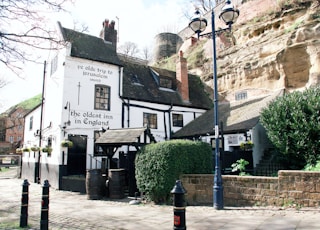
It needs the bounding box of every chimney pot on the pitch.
[109,20,115,29]
[176,51,189,102]
[104,19,109,27]
[100,18,117,50]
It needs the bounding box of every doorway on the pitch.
[67,135,87,175]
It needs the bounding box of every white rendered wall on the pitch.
[123,100,206,142]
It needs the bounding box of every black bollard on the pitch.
[20,179,30,227]
[40,180,50,230]
[171,180,186,230]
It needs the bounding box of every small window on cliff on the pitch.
[235,91,247,101]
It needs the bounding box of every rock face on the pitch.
[182,0,320,102]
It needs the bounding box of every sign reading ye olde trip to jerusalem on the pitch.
[77,64,113,81]
[66,62,116,128]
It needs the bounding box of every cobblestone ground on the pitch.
[1,167,320,230]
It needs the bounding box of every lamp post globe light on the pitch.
[188,0,239,210]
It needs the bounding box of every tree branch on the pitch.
[0,0,72,75]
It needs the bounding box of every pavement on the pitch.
[1,167,320,230]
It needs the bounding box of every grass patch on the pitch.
[0,222,29,229]
[153,56,176,71]
[285,19,303,33]
[186,40,208,69]
[0,167,10,172]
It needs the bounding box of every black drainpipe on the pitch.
[168,104,173,139]
[37,61,46,184]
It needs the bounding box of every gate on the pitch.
[0,155,21,178]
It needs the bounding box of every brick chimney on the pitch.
[176,51,189,102]
[99,19,117,50]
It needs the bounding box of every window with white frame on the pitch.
[51,55,58,75]
[29,116,33,130]
[172,113,183,127]
[95,85,111,110]
[0,134,4,142]
[143,113,157,129]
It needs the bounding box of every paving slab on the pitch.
[1,167,319,230]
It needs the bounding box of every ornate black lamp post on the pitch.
[188,0,239,210]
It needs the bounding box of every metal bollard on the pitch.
[40,180,50,230]
[20,179,30,227]
[171,180,186,230]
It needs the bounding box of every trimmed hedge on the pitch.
[135,139,213,203]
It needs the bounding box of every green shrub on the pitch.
[260,86,320,169]
[231,158,250,176]
[135,139,212,203]
[304,161,320,171]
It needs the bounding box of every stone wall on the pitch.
[180,170,320,207]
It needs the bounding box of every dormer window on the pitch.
[130,74,141,84]
[160,77,173,89]
[150,68,175,91]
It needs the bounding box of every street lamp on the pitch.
[188,0,239,210]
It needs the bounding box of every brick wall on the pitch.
[180,170,320,207]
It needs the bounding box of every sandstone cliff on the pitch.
[179,0,320,102]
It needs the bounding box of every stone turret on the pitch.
[153,33,183,63]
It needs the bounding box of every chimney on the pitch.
[176,51,189,102]
[99,18,117,50]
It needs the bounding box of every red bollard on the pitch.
[171,180,186,230]
[40,180,50,230]
[20,179,30,227]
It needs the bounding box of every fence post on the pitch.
[40,180,50,230]
[20,179,30,227]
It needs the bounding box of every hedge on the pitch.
[135,139,213,203]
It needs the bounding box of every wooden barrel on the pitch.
[108,169,126,199]
[86,169,102,200]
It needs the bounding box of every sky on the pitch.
[0,0,192,113]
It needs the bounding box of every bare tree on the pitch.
[0,78,9,89]
[195,0,214,12]
[183,0,223,20]
[141,46,152,62]
[0,0,72,75]
[118,42,140,58]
